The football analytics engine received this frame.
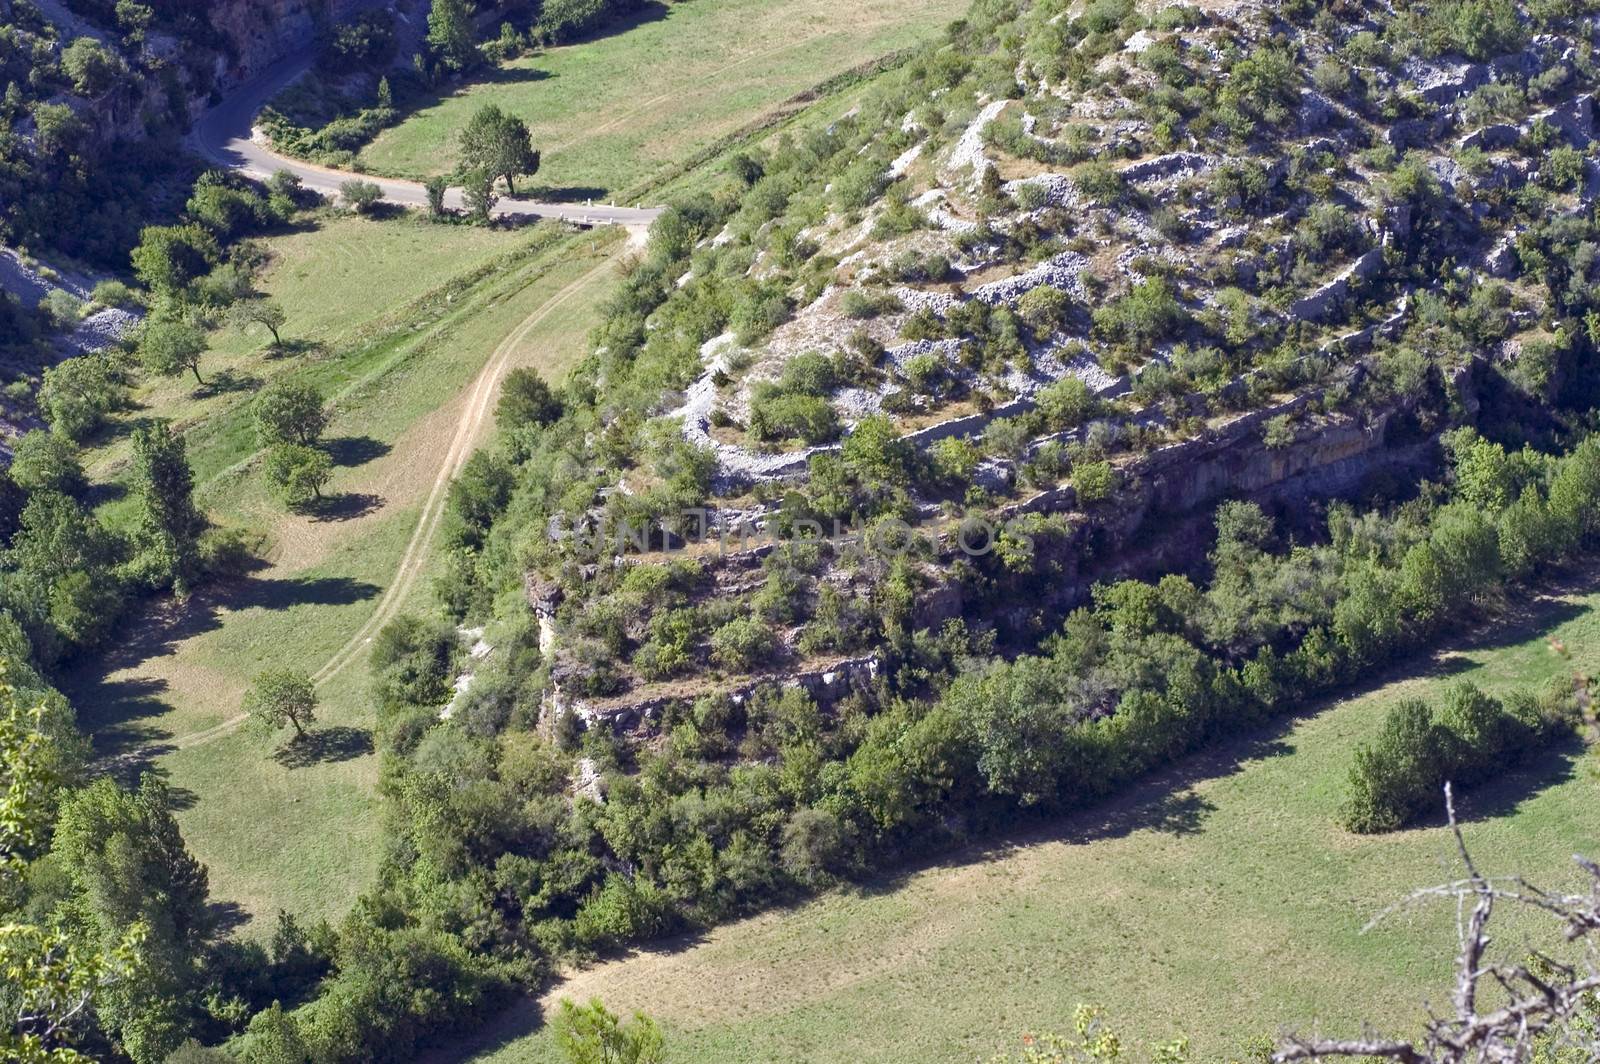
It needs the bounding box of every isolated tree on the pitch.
[553,999,664,1064]
[1339,697,1447,834]
[253,379,328,447]
[263,443,332,507]
[459,167,499,222]
[243,669,318,740]
[495,367,561,429]
[459,104,540,196]
[339,180,383,215]
[138,320,208,386]
[426,0,476,73]
[29,102,85,159]
[229,299,287,348]
[7,492,125,651]
[115,0,154,47]
[9,430,85,495]
[131,422,205,595]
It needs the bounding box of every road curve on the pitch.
[187,48,664,229]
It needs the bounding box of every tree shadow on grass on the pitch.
[265,338,327,360]
[478,65,552,87]
[306,491,384,522]
[324,435,392,467]
[1421,732,1588,828]
[90,410,160,449]
[80,479,127,509]
[209,900,252,936]
[194,368,262,398]
[272,725,374,769]
[68,673,175,763]
[1438,565,1600,656]
[350,201,409,222]
[554,0,670,45]
[65,563,379,759]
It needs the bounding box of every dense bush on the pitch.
[1340,681,1568,832]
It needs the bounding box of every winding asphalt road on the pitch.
[188,48,664,230]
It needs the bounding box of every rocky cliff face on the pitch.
[205,0,384,82]
[69,0,381,145]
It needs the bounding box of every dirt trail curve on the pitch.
[114,253,620,760]
[188,46,664,230]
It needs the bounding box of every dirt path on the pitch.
[308,254,617,689]
[101,253,620,759]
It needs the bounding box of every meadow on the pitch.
[453,580,1600,1063]
[63,214,622,929]
[355,0,969,198]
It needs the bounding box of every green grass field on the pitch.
[62,216,623,930]
[355,0,968,197]
[450,581,1600,1063]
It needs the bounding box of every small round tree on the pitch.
[229,299,287,349]
[264,443,333,507]
[139,320,208,386]
[243,668,318,740]
[253,379,328,447]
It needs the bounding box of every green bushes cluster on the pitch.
[748,352,844,446]
[1340,681,1572,833]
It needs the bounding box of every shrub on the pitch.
[778,352,837,396]
[902,352,945,395]
[839,289,903,320]
[1262,414,1295,449]
[39,289,84,330]
[89,280,135,309]
[1071,161,1125,204]
[573,875,676,949]
[1340,698,1449,833]
[780,808,850,885]
[748,393,839,445]
[1016,284,1070,337]
[1092,278,1186,346]
[39,356,123,441]
[1035,376,1097,431]
[340,180,384,214]
[61,37,123,96]
[1073,459,1115,503]
[496,368,562,429]
[370,613,457,709]
[10,430,86,494]
[710,616,777,672]
[1542,145,1585,191]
